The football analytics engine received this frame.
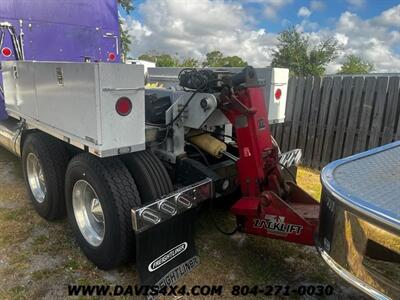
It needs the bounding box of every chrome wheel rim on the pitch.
[72,180,105,247]
[26,153,47,203]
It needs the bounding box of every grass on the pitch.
[0,148,364,299]
[296,167,322,200]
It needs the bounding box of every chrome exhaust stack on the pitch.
[0,117,23,157]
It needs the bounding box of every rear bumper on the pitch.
[316,244,391,300]
[131,178,213,233]
[317,189,400,300]
[318,142,400,300]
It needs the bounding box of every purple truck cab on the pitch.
[0,0,121,119]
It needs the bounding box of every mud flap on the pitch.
[131,178,212,295]
[135,208,200,289]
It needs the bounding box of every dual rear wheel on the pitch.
[22,133,173,269]
[22,132,69,220]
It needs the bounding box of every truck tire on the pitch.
[22,132,68,220]
[65,153,141,270]
[121,150,173,204]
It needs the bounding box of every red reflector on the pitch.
[1,47,12,57]
[275,88,282,101]
[116,97,132,116]
[108,52,116,61]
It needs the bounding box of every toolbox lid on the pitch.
[321,140,400,233]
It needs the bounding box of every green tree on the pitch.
[203,51,247,67]
[138,53,180,67]
[222,55,247,67]
[203,51,224,67]
[119,19,131,62]
[138,53,157,63]
[155,54,179,67]
[337,55,374,74]
[118,0,134,62]
[118,0,134,13]
[179,57,200,67]
[271,27,339,76]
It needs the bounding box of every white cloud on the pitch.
[296,19,319,31]
[252,0,293,7]
[346,0,365,9]
[127,0,277,66]
[373,5,400,28]
[250,0,293,20]
[326,10,400,72]
[334,33,349,46]
[310,1,325,11]
[264,6,278,19]
[298,7,311,18]
[126,1,400,73]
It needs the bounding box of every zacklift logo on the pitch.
[254,214,303,236]
[148,242,188,272]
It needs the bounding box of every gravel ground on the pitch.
[0,147,366,299]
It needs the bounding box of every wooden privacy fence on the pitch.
[270,74,400,169]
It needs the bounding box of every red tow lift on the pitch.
[220,67,320,246]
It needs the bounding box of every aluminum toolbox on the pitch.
[2,61,145,157]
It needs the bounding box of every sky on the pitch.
[120,0,400,73]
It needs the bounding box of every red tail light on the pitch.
[108,52,116,61]
[275,88,282,101]
[1,47,12,57]
[115,97,132,116]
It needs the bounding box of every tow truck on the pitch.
[0,1,398,299]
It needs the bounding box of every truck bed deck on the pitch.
[322,140,400,232]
